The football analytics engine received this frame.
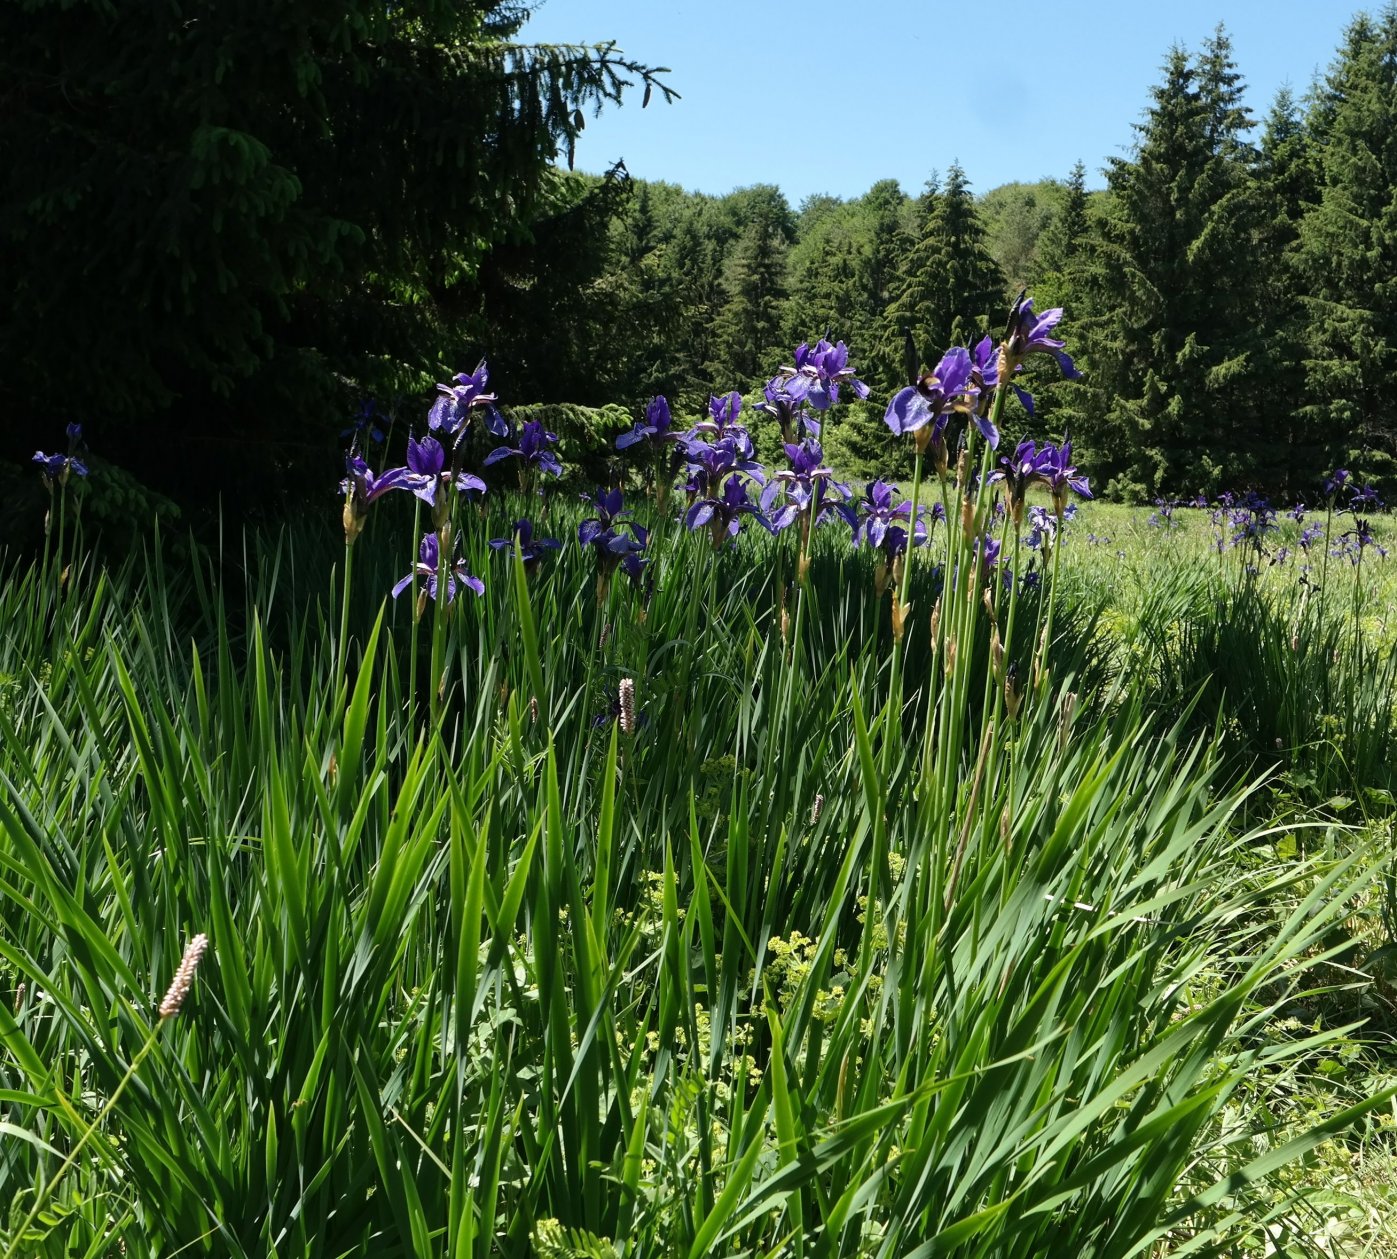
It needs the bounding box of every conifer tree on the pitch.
[782,211,868,355]
[1297,9,1397,486]
[1015,162,1092,442]
[1073,34,1270,497]
[711,186,794,386]
[1035,162,1090,280]
[1255,88,1322,491]
[0,0,672,506]
[883,164,1005,376]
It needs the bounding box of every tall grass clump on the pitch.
[1,307,1393,1257]
[1107,482,1397,814]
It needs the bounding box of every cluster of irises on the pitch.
[339,361,585,607]
[614,340,867,557]
[610,308,1092,607]
[1144,471,1389,572]
[335,301,1103,619]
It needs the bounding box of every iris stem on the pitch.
[429,533,449,726]
[335,539,354,711]
[1035,518,1066,701]
[882,449,925,795]
[406,499,422,736]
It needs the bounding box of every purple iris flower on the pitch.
[759,439,847,531]
[392,531,484,602]
[341,454,410,542]
[1323,469,1350,500]
[691,392,747,440]
[990,439,1056,520]
[1039,438,1092,513]
[1003,294,1081,380]
[578,487,628,545]
[579,487,648,557]
[1348,483,1384,512]
[686,474,774,547]
[401,434,450,506]
[342,454,410,505]
[616,396,680,450]
[969,336,999,394]
[776,338,871,412]
[884,346,983,450]
[429,360,505,444]
[484,420,563,479]
[33,451,81,482]
[1025,504,1058,551]
[1148,498,1181,530]
[341,399,388,446]
[837,479,928,550]
[970,332,1028,422]
[682,433,766,497]
[1210,491,1278,554]
[976,535,1002,570]
[973,328,1030,418]
[489,519,563,569]
[33,422,89,487]
[1333,517,1387,562]
[1299,522,1324,550]
[877,521,929,558]
[756,375,817,443]
[619,549,650,591]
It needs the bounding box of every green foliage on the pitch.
[1068,31,1274,498]
[980,179,1065,293]
[1297,9,1397,488]
[884,164,1007,376]
[711,186,795,383]
[1,432,1394,1255]
[0,0,672,508]
[511,400,635,489]
[12,5,1397,522]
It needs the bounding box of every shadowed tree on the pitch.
[711,185,795,386]
[0,0,672,513]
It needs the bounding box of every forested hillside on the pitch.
[515,20,1397,499]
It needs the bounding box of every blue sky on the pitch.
[520,0,1361,205]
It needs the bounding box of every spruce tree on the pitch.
[1073,34,1270,497]
[782,210,868,355]
[1297,9,1397,487]
[1255,88,1322,492]
[711,187,794,387]
[1016,162,1092,442]
[883,164,1005,377]
[1035,162,1090,279]
[0,0,673,508]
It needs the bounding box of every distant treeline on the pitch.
[514,16,1397,501]
[4,4,1396,529]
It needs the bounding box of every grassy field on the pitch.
[1,453,1395,1256]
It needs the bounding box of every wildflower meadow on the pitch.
[3,293,1396,1258]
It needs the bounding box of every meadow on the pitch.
[3,323,1397,1257]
